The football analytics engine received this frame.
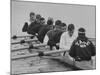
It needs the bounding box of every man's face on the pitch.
[40,20,45,25]
[69,30,74,36]
[36,19,41,23]
[61,26,67,32]
[50,26,54,30]
[30,15,35,21]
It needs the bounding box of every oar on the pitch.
[11,39,38,45]
[11,49,94,70]
[11,44,47,52]
[11,49,68,60]
[11,35,35,40]
[11,46,29,52]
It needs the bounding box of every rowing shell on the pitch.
[11,55,94,74]
[43,56,94,70]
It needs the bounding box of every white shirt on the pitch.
[59,31,77,50]
[43,34,49,44]
[43,30,53,44]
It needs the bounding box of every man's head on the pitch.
[68,24,75,36]
[47,18,54,25]
[61,23,67,32]
[40,17,45,25]
[36,14,41,19]
[55,20,62,30]
[47,18,54,30]
[78,27,86,37]
[48,17,53,21]
[29,12,35,22]
[55,20,62,26]
[36,14,41,23]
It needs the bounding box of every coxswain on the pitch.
[69,28,96,69]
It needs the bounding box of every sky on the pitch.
[11,0,96,38]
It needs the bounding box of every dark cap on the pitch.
[78,28,85,34]
[55,20,62,26]
[30,12,35,16]
[68,24,75,31]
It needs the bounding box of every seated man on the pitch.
[69,28,96,69]
[37,18,54,43]
[59,24,76,56]
[43,20,67,50]
[39,17,46,25]
[22,12,36,32]
[27,14,43,35]
[29,12,36,23]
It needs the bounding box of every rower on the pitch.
[27,14,43,35]
[43,20,66,50]
[69,28,96,69]
[37,17,54,43]
[59,24,76,56]
[22,12,36,32]
[29,12,36,23]
[40,17,46,25]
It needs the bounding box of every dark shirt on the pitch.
[27,21,43,35]
[47,29,64,50]
[22,22,28,32]
[69,37,96,61]
[37,25,53,43]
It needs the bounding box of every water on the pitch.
[11,38,74,74]
[11,56,73,74]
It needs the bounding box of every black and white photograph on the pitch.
[11,0,96,75]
